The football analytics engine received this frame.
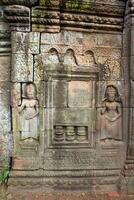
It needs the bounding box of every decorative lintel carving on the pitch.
[1,0,38,7]
[32,1,125,32]
[2,0,38,31]
[1,0,126,32]
[4,5,30,31]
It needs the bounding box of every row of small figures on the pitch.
[54,125,88,142]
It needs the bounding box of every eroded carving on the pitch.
[66,126,75,141]
[4,5,30,31]
[98,85,122,141]
[53,125,88,144]
[2,0,38,7]
[99,56,121,81]
[84,50,96,67]
[54,126,64,142]
[18,83,39,141]
[46,48,60,65]
[63,49,78,66]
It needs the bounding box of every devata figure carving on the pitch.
[18,83,39,141]
[99,85,122,141]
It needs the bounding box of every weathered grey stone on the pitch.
[130,28,134,56]
[41,32,63,45]
[64,31,83,46]
[0,56,10,81]
[97,85,123,141]
[0,17,11,53]
[53,108,95,125]
[97,81,125,108]
[122,32,130,57]
[0,81,10,106]
[130,55,134,79]
[11,83,21,107]
[11,53,33,82]
[1,0,38,7]
[41,44,63,54]
[43,146,126,170]
[34,54,44,83]
[53,80,67,108]
[12,32,40,54]
[0,0,133,197]
[68,81,93,108]
[29,32,40,54]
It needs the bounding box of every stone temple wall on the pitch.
[0,0,134,199]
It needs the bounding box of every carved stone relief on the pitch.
[2,0,38,7]
[84,50,97,67]
[63,49,78,66]
[0,0,133,197]
[99,57,121,80]
[39,45,99,149]
[11,32,40,82]
[53,125,88,144]
[8,28,127,195]
[45,48,60,66]
[18,83,39,141]
[97,85,123,142]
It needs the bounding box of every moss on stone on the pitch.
[39,0,90,11]
[65,0,79,9]
[0,158,10,185]
[39,0,51,6]
[64,0,90,11]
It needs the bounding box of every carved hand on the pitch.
[105,114,121,122]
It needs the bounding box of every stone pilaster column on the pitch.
[127,0,134,157]
[0,0,38,166]
[3,0,39,158]
[0,4,11,170]
[121,0,134,195]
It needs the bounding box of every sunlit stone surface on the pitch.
[0,0,134,199]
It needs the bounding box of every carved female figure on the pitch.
[18,83,39,141]
[99,85,122,141]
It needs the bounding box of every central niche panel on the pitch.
[44,49,99,149]
[51,81,95,147]
[68,81,93,107]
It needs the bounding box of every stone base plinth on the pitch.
[6,191,134,200]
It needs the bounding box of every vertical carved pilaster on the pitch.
[121,0,134,195]
[127,0,134,157]
[0,5,11,170]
